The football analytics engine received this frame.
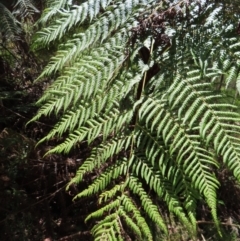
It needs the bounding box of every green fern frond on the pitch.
[35,47,125,110]
[119,208,142,238]
[0,3,22,39]
[226,66,238,88]
[131,154,194,232]
[36,32,127,79]
[44,109,132,154]
[74,160,127,199]
[38,0,69,25]
[13,0,39,18]
[121,194,152,240]
[91,213,123,241]
[68,136,132,188]
[32,0,240,239]
[86,199,121,222]
[128,176,167,234]
[99,183,126,204]
[38,0,114,41]
[35,0,149,77]
[168,74,240,182]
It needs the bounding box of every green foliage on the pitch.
[0,2,22,40]
[0,0,39,40]
[13,0,40,18]
[31,0,240,240]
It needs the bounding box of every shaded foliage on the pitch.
[0,1,92,240]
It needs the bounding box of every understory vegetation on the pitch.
[1,0,240,240]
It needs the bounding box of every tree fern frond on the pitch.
[168,73,240,182]
[13,0,40,18]
[38,91,117,140]
[132,154,194,232]
[32,0,240,239]
[67,136,133,187]
[121,194,153,240]
[226,66,238,89]
[35,0,149,77]
[33,65,137,149]
[45,108,133,154]
[236,72,240,94]
[37,0,69,25]
[0,3,22,40]
[128,176,168,234]
[86,199,121,222]
[91,212,126,241]
[99,183,126,204]
[38,0,114,37]
[35,47,125,111]
[119,208,142,239]
[37,31,127,79]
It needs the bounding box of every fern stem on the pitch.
[130,38,155,160]
[141,38,155,96]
